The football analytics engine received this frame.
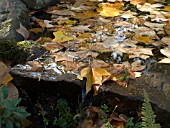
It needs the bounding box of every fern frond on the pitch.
[141,91,161,128]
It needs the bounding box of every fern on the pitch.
[141,91,161,128]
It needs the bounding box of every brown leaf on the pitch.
[26,61,43,72]
[0,61,13,85]
[16,23,29,40]
[7,82,19,100]
[60,61,85,71]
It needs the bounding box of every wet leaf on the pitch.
[42,42,63,52]
[60,61,85,71]
[161,36,170,45]
[158,58,170,63]
[48,9,75,16]
[131,0,145,5]
[70,25,91,32]
[132,34,154,43]
[29,28,43,33]
[52,31,73,43]
[97,3,122,17]
[160,47,170,58]
[131,60,146,71]
[144,21,166,28]
[26,61,43,72]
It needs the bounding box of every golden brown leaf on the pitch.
[97,3,122,17]
[132,34,154,43]
[0,61,13,85]
[77,67,110,94]
[52,31,73,43]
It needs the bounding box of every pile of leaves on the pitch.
[15,0,170,94]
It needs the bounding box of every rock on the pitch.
[0,40,46,63]
[21,0,60,9]
[10,70,82,105]
[0,0,29,41]
[85,63,170,128]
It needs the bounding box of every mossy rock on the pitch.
[0,40,46,63]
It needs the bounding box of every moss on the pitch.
[0,19,12,34]
[0,40,41,63]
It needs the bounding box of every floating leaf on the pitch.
[48,9,75,16]
[158,58,170,63]
[52,31,73,43]
[97,3,122,17]
[160,47,170,58]
[132,34,154,43]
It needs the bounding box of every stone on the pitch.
[21,0,60,9]
[0,0,29,41]
[85,63,170,128]
[0,40,46,63]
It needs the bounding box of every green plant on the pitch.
[0,85,30,128]
[53,99,76,128]
[125,117,142,128]
[100,104,113,128]
[141,91,161,128]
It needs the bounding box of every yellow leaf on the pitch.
[130,0,145,6]
[52,31,73,43]
[77,67,110,94]
[132,34,154,43]
[97,3,122,17]
[163,6,170,12]
[0,61,13,85]
[77,67,93,94]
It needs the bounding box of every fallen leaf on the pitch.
[160,47,170,58]
[26,61,43,72]
[77,67,110,94]
[161,36,170,45]
[132,34,154,43]
[163,5,170,12]
[91,59,110,68]
[70,25,91,32]
[0,61,13,85]
[16,23,29,40]
[158,58,170,63]
[36,37,53,44]
[133,26,159,40]
[121,10,136,19]
[131,60,146,71]
[130,0,145,5]
[144,21,166,28]
[29,28,43,33]
[7,82,19,100]
[52,52,74,62]
[52,31,73,43]
[60,61,85,71]
[48,9,75,16]
[74,10,98,20]
[97,3,122,17]
[44,20,54,28]
[42,42,63,52]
